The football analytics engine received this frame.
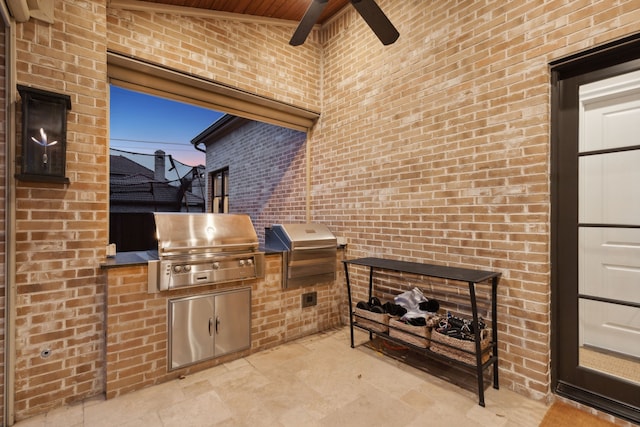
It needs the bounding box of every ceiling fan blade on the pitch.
[289,0,329,46]
[351,0,399,45]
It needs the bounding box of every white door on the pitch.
[578,69,640,359]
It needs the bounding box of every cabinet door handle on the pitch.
[208,317,213,336]
[215,316,220,334]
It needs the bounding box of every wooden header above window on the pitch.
[107,51,320,132]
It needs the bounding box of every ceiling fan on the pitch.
[290,0,399,46]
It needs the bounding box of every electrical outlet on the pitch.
[302,292,317,308]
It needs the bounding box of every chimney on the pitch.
[154,150,166,181]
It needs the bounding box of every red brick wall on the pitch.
[6,0,640,421]
[13,1,109,420]
[204,120,308,243]
[314,1,640,401]
[0,15,6,427]
[105,254,341,398]
[105,4,637,413]
[106,6,323,112]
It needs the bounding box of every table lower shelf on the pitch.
[350,319,499,406]
[343,257,501,408]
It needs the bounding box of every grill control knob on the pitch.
[239,259,246,266]
[212,262,220,270]
[247,258,254,266]
[174,265,183,273]
[184,265,191,272]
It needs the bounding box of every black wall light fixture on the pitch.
[16,85,71,183]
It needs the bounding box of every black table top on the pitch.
[343,257,500,284]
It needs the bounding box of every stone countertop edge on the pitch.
[100,248,284,269]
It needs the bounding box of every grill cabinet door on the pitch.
[214,289,251,357]
[170,295,215,369]
[169,288,251,369]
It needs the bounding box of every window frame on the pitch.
[210,167,229,213]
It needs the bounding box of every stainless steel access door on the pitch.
[170,295,215,369]
[169,288,251,370]
[214,289,251,357]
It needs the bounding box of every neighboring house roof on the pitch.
[110,155,204,212]
[110,155,154,179]
[191,114,250,151]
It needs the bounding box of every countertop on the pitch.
[100,248,283,269]
[100,250,159,269]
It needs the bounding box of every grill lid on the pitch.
[265,223,337,251]
[153,213,259,257]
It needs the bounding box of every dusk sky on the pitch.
[109,85,224,167]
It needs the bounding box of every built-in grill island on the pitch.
[148,213,265,293]
[264,223,337,289]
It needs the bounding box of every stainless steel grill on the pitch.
[148,213,264,292]
[264,223,337,289]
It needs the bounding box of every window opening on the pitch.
[109,85,218,251]
[211,168,229,213]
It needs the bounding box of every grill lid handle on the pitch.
[159,242,258,256]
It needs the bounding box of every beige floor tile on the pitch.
[118,412,164,427]
[278,406,323,427]
[223,356,251,371]
[319,385,419,427]
[12,415,45,427]
[157,389,232,426]
[82,381,187,427]
[13,326,548,427]
[406,406,484,427]
[42,403,84,427]
[481,387,548,427]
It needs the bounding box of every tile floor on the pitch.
[14,327,549,427]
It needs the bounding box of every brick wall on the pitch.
[13,1,109,420]
[205,120,307,243]
[106,7,323,112]
[10,1,324,420]
[0,16,6,427]
[314,0,640,401]
[105,254,341,398]
[6,0,640,421]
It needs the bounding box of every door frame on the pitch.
[550,33,640,424]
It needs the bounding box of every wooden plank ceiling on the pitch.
[135,0,350,24]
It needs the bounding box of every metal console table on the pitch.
[343,257,501,407]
